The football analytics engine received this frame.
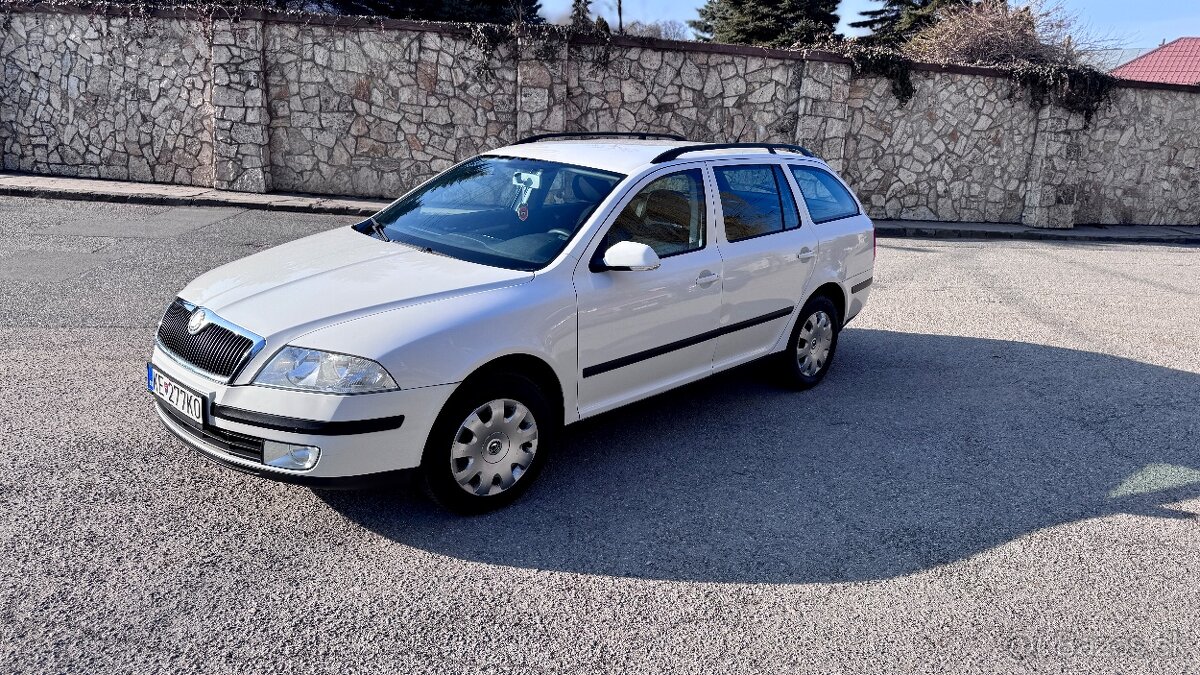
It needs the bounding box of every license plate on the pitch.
[148,364,205,426]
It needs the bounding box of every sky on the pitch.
[541,0,1200,47]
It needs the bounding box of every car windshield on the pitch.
[359,156,624,271]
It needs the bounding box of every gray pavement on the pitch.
[1,196,1198,673]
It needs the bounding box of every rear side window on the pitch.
[713,164,800,242]
[788,166,860,223]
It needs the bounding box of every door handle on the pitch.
[696,271,720,287]
[797,247,816,261]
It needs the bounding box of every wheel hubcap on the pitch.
[796,310,834,377]
[450,399,538,497]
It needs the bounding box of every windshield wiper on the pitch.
[366,216,390,242]
[389,238,452,259]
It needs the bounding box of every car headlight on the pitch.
[254,347,398,394]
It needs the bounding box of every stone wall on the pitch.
[565,44,801,144]
[264,23,516,197]
[2,6,1198,227]
[844,70,1039,223]
[1074,87,1200,226]
[0,10,213,185]
[212,18,271,192]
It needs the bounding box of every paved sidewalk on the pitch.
[2,171,1198,244]
[875,219,1200,244]
[0,172,389,215]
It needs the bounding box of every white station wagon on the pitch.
[149,133,875,512]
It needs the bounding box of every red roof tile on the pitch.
[1112,38,1200,85]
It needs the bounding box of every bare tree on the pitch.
[904,0,1124,66]
[624,19,691,40]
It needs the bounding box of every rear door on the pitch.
[709,160,819,370]
[784,162,875,283]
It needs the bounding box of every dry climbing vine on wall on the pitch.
[4,0,1119,124]
[813,42,917,105]
[463,19,616,80]
[801,39,1118,126]
[1006,62,1119,125]
[0,0,622,84]
[0,0,268,45]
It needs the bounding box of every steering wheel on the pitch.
[547,228,572,239]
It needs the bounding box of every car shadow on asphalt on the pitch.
[317,328,1200,583]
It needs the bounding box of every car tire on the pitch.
[420,372,556,514]
[779,296,841,390]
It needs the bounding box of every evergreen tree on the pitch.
[512,0,545,24]
[688,0,840,47]
[850,0,971,44]
[850,0,919,36]
[570,0,593,28]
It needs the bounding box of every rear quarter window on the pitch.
[788,166,860,224]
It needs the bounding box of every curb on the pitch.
[0,185,383,217]
[875,224,1200,246]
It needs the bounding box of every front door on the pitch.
[574,166,723,417]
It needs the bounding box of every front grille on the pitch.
[158,402,265,462]
[157,298,256,380]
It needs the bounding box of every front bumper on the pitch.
[150,346,457,480]
[156,403,411,488]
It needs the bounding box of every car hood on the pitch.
[180,227,534,339]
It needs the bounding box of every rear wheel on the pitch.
[421,373,555,514]
[779,296,841,390]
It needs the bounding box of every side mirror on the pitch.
[600,241,661,271]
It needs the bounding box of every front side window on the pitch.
[363,156,623,271]
[713,164,799,242]
[788,166,861,223]
[598,169,707,259]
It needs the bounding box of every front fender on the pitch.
[291,278,578,419]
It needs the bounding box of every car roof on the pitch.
[482,140,824,176]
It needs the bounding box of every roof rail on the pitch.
[650,143,816,163]
[514,131,687,145]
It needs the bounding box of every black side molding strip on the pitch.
[851,278,873,294]
[211,405,405,436]
[582,306,794,378]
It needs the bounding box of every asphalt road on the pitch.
[1,197,1198,673]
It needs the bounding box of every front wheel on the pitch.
[420,373,555,514]
[779,296,841,390]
